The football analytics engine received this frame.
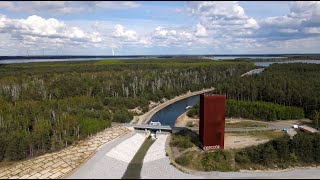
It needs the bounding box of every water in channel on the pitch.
[148,95,200,126]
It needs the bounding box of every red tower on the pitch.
[199,94,226,150]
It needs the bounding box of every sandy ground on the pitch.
[176,116,270,149]
[224,134,269,150]
[175,115,287,149]
[175,111,198,127]
[128,107,143,115]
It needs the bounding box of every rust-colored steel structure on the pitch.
[199,94,226,150]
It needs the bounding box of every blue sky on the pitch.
[0,1,319,55]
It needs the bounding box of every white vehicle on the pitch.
[293,124,299,129]
[149,121,161,126]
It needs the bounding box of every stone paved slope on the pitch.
[0,125,129,179]
[67,131,147,179]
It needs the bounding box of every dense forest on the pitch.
[173,131,320,171]
[0,58,254,162]
[215,63,320,119]
[235,132,320,168]
[226,100,304,121]
[1,58,319,163]
[187,100,304,121]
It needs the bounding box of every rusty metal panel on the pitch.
[199,94,226,150]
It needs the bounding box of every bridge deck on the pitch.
[113,122,174,131]
[112,123,184,132]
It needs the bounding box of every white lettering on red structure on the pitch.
[203,145,221,151]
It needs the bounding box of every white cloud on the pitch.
[0,1,84,14]
[254,1,320,40]
[152,26,190,46]
[184,0,260,50]
[0,1,14,9]
[154,26,168,38]
[261,16,300,28]
[65,20,209,50]
[179,31,192,40]
[195,24,207,37]
[183,1,320,52]
[304,27,320,34]
[186,1,259,30]
[244,18,259,29]
[0,2,319,55]
[149,26,213,48]
[279,29,299,33]
[182,1,265,52]
[95,1,141,9]
[0,14,102,50]
[110,24,153,49]
[288,1,320,18]
[186,1,245,19]
[0,1,142,15]
[113,24,138,41]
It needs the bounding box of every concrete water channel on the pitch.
[119,94,201,178]
[119,93,204,178]
[67,92,320,179]
[66,91,206,179]
[121,138,155,179]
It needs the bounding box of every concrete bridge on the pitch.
[111,122,184,133]
[112,122,280,134]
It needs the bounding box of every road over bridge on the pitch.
[112,122,185,133]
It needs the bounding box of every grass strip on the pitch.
[122,137,155,179]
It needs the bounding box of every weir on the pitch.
[115,122,185,134]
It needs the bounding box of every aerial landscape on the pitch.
[0,1,320,179]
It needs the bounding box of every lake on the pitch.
[0,57,148,64]
[255,60,320,67]
[212,56,286,60]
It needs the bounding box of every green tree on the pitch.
[310,111,320,130]
[260,143,277,166]
[273,135,290,162]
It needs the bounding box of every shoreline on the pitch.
[132,87,215,124]
[174,111,198,127]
